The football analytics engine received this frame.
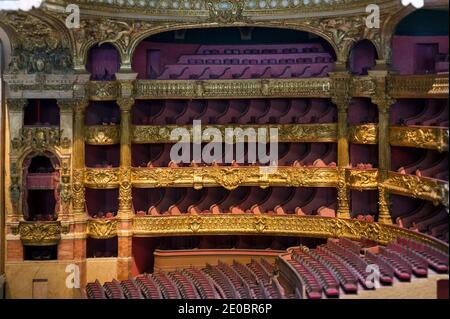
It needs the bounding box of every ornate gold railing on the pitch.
[131,167,339,190]
[383,172,449,207]
[17,221,63,246]
[84,168,120,189]
[348,124,378,144]
[88,81,120,101]
[132,215,448,252]
[134,78,331,99]
[87,219,118,239]
[131,124,337,144]
[345,169,379,190]
[390,126,449,152]
[388,74,449,98]
[85,125,121,145]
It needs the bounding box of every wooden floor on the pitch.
[341,273,449,299]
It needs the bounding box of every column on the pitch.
[369,70,395,224]
[330,72,351,219]
[71,99,89,285]
[116,97,134,281]
[56,100,76,261]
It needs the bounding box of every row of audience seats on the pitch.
[134,187,336,217]
[134,100,336,126]
[86,258,287,299]
[86,237,448,299]
[282,237,448,298]
[396,151,448,181]
[396,205,448,242]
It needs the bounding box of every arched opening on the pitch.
[132,27,337,80]
[22,152,60,221]
[86,43,121,80]
[392,9,449,75]
[348,40,378,75]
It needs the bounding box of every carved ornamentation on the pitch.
[9,162,21,213]
[119,167,133,211]
[88,81,119,101]
[87,219,118,239]
[85,125,121,145]
[7,99,27,112]
[134,78,331,99]
[12,127,66,152]
[336,168,350,218]
[131,167,338,190]
[84,168,120,189]
[390,126,449,152]
[132,215,448,253]
[346,169,379,190]
[388,74,449,98]
[132,124,337,144]
[206,0,248,23]
[383,172,449,207]
[72,168,86,212]
[351,77,376,97]
[1,12,72,74]
[18,221,62,246]
[348,124,378,144]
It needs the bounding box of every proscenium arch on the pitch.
[128,23,339,67]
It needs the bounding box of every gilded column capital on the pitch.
[7,99,27,112]
[71,99,89,115]
[373,96,396,115]
[57,99,77,113]
[329,71,352,110]
[117,97,135,112]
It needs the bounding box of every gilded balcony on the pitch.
[87,218,118,239]
[348,124,378,144]
[132,214,449,252]
[88,81,120,101]
[383,172,449,207]
[84,168,120,189]
[18,221,62,246]
[134,78,331,100]
[131,166,338,190]
[388,74,449,99]
[345,168,379,190]
[85,125,121,145]
[131,124,337,144]
[390,126,449,152]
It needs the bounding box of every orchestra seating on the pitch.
[86,237,448,299]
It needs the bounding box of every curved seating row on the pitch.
[86,237,449,299]
[134,143,337,168]
[134,99,336,126]
[134,187,336,217]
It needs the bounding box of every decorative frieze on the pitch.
[84,168,120,189]
[18,221,64,246]
[388,74,449,98]
[88,81,120,101]
[87,219,118,239]
[390,126,449,152]
[85,125,121,145]
[383,172,449,207]
[131,167,339,190]
[348,124,378,144]
[345,169,379,190]
[11,127,70,152]
[134,78,331,99]
[131,124,337,144]
[132,215,448,253]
